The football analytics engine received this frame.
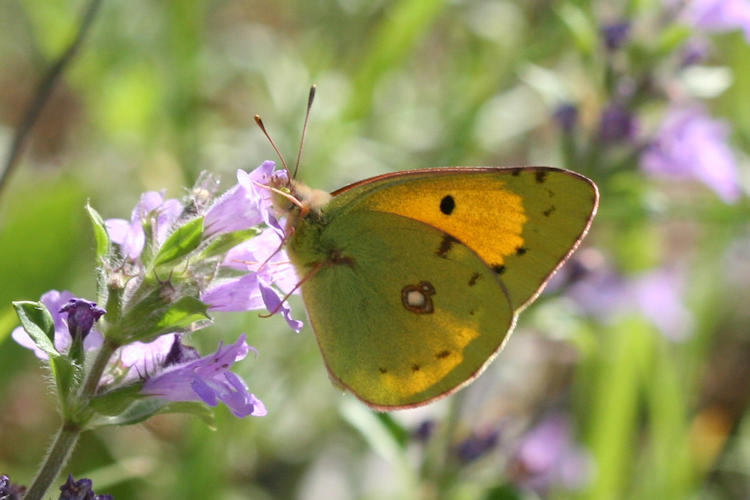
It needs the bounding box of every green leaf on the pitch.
[654,24,692,57]
[50,355,79,412]
[12,301,82,406]
[92,398,170,427]
[153,216,204,267]
[91,400,215,429]
[85,202,111,260]
[374,412,410,449]
[154,296,210,335]
[483,484,522,500]
[90,383,145,416]
[556,3,597,56]
[12,300,58,357]
[200,227,261,259]
[339,399,406,462]
[158,402,216,430]
[115,294,210,343]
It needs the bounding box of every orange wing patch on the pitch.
[360,176,527,268]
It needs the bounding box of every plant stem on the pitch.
[80,338,119,401]
[22,422,82,500]
[23,338,118,499]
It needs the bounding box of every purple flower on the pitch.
[223,229,299,293]
[204,162,288,238]
[508,414,591,492]
[681,0,750,43]
[12,290,103,359]
[599,103,637,143]
[113,334,178,383]
[641,106,741,203]
[259,280,304,332]
[202,273,265,312]
[58,474,112,500]
[570,267,694,341]
[59,299,106,341]
[600,21,630,51]
[202,228,303,332]
[553,104,579,133]
[105,190,183,260]
[204,163,279,237]
[142,334,266,417]
[413,420,436,442]
[455,429,501,463]
[0,474,26,500]
[680,37,711,66]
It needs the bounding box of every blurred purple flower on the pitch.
[105,191,183,260]
[633,270,694,341]
[508,414,591,493]
[570,267,694,341]
[641,106,741,203]
[599,103,637,143]
[600,21,630,51]
[554,103,579,133]
[413,420,436,442]
[680,37,711,66]
[60,298,105,342]
[681,0,750,43]
[0,474,26,499]
[142,334,266,417]
[12,290,103,359]
[58,474,112,500]
[455,429,501,463]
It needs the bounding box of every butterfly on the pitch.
[260,88,598,410]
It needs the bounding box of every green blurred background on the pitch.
[1,0,749,498]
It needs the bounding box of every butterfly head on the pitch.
[292,181,332,213]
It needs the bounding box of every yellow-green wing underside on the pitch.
[295,210,514,409]
[331,167,598,311]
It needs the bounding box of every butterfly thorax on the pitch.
[279,180,342,273]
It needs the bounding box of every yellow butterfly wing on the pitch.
[287,166,597,409]
[289,209,514,409]
[331,167,598,311]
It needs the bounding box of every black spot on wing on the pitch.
[436,350,451,359]
[379,367,388,374]
[535,171,547,184]
[440,195,456,215]
[436,234,459,258]
[468,273,480,286]
[493,265,506,275]
[412,364,421,372]
[511,168,522,176]
[543,205,556,217]
[516,246,527,256]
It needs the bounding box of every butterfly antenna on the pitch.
[292,84,316,180]
[254,114,290,178]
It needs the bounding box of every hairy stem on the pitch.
[23,338,118,500]
[22,422,83,500]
